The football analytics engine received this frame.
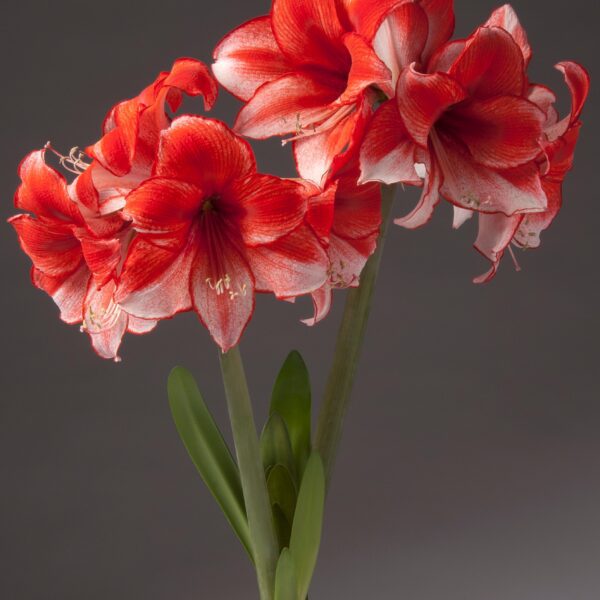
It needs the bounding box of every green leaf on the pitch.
[261,413,296,480]
[267,464,297,549]
[270,351,312,475]
[168,367,252,559]
[274,548,299,600]
[289,452,325,599]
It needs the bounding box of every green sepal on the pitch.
[168,367,252,560]
[289,452,325,599]
[270,351,312,476]
[261,413,297,481]
[274,548,299,600]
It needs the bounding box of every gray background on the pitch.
[1,1,598,598]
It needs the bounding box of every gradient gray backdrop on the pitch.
[1,1,598,598]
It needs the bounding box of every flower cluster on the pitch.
[10,1,588,359]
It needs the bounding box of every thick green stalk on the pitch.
[315,184,396,487]
[220,347,279,600]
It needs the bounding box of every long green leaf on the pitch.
[261,413,297,480]
[289,452,325,599]
[168,367,252,559]
[270,351,311,475]
[275,549,299,600]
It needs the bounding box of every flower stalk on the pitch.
[219,347,279,600]
[315,184,396,487]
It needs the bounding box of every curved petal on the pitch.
[32,265,89,325]
[157,116,255,189]
[294,95,369,186]
[427,39,466,73]
[272,0,348,71]
[245,225,328,298]
[396,65,467,147]
[116,230,197,320]
[341,32,393,102]
[79,235,122,287]
[434,131,547,215]
[445,96,544,169]
[327,231,378,287]
[302,286,333,326]
[127,316,158,335]
[473,212,523,283]
[162,57,218,111]
[449,26,526,99]
[232,174,307,245]
[484,4,531,66]
[394,157,441,229]
[332,177,381,240]
[191,238,255,352]
[213,16,293,102]
[15,149,82,223]
[234,73,341,139]
[359,99,420,185]
[420,0,455,61]
[10,215,83,277]
[514,180,562,249]
[303,179,337,242]
[373,1,429,86]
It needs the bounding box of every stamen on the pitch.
[206,275,248,300]
[45,142,91,175]
[507,245,522,273]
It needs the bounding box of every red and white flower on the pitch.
[213,0,392,185]
[116,116,328,352]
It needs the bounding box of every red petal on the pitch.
[303,179,337,242]
[87,98,140,177]
[473,212,523,283]
[372,1,429,86]
[157,116,255,189]
[302,286,333,326]
[359,99,420,185]
[190,238,255,352]
[10,214,84,277]
[427,39,466,73]
[420,0,455,61]
[484,4,532,66]
[32,265,90,324]
[327,231,378,286]
[293,95,369,185]
[341,32,393,102]
[117,232,196,320]
[245,225,328,298]
[83,280,128,361]
[162,58,218,111]
[449,26,526,98]
[127,317,158,335]
[394,157,441,228]
[434,132,547,215]
[396,65,467,147]
[514,180,562,249]
[213,16,293,102]
[445,96,544,169]
[271,0,348,71]
[15,150,83,223]
[556,61,590,127]
[332,176,381,240]
[79,235,123,287]
[234,73,341,139]
[125,177,202,236]
[232,175,307,245]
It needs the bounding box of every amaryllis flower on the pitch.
[76,57,218,218]
[9,58,218,359]
[212,0,392,185]
[9,149,155,360]
[459,60,589,282]
[360,4,551,231]
[300,156,382,324]
[116,116,328,352]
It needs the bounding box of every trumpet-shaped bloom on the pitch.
[116,116,328,351]
[213,0,392,185]
[9,59,218,359]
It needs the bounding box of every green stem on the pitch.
[315,184,396,487]
[220,347,278,600]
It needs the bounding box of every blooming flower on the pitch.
[300,153,382,325]
[360,4,587,280]
[212,0,392,185]
[10,59,218,359]
[116,116,328,352]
